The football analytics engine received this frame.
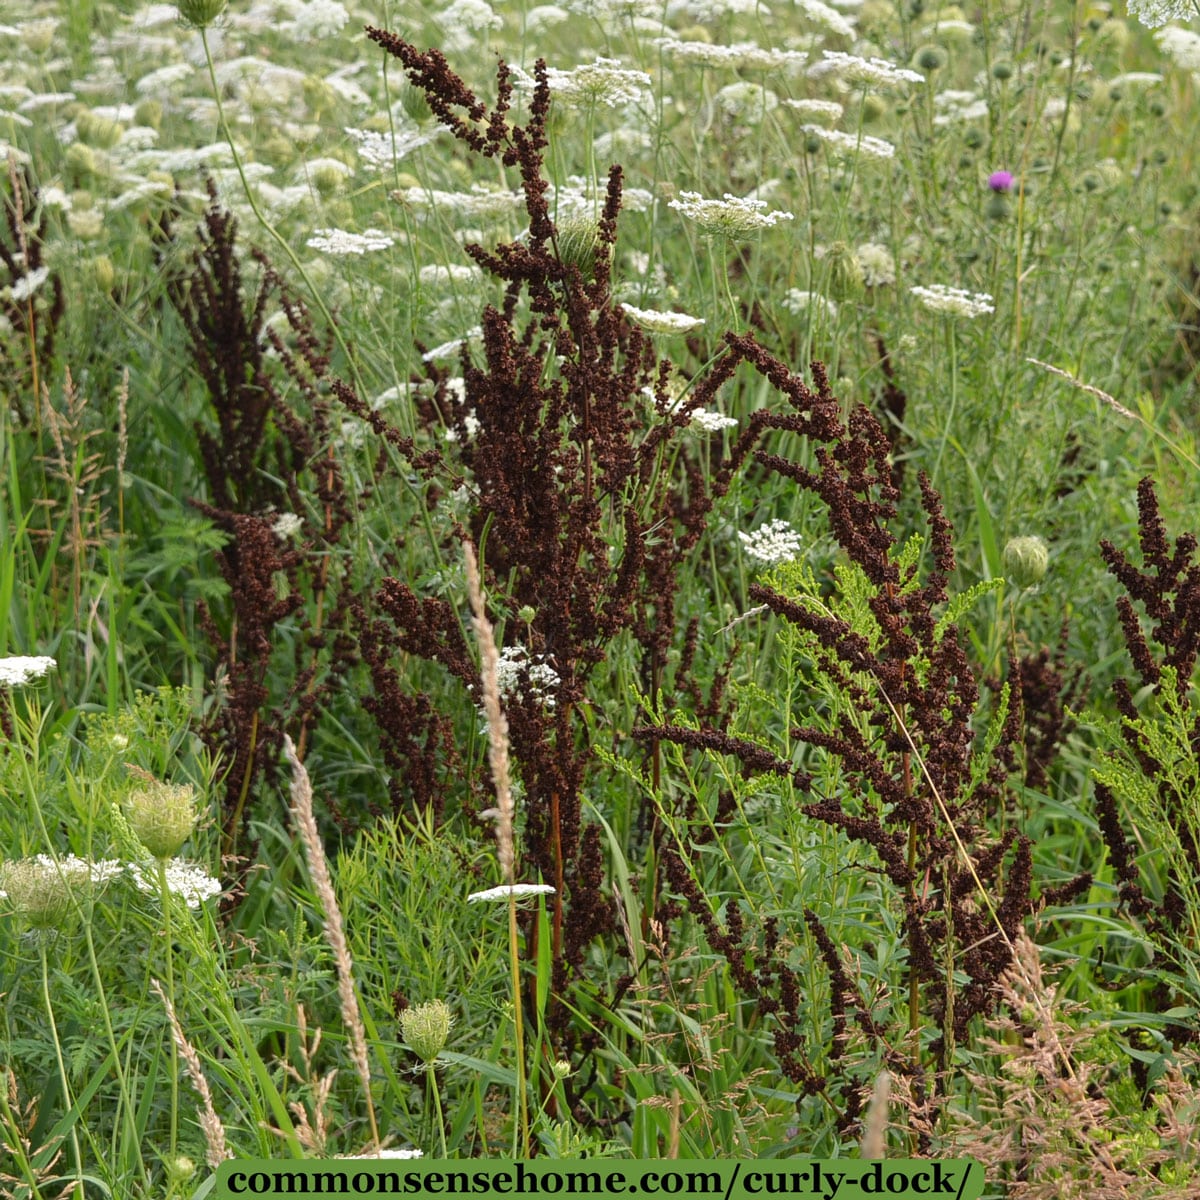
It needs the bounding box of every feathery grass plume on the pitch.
[283,734,380,1151]
[462,539,515,883]
[150,978,231,1169]
[859,1070,891,1158]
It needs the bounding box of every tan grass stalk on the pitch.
[283,735,380,1150]
[461,539,529,1155]
[859,1070,891,1159]
[461,541,515,883]
[1027,356,1199,474]
[149,978,231,1169]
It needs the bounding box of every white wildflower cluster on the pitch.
[346,125,445,171]
[799,124,895,160]
[910,284,994,319]
[134,62,193,97]
[517,58,653,109]
[739,519,803,565]
[917,17,974,40]
[690,409,738,432]
[422,328,482,363]
[467,882,556,903]
[933,90,989,125]
[654,38,808,72]
[526,4,571,32]
[715,82,779,122]
[280,0,350,41]
[435,0,503,51]
[418,264,483,288]
[306,227,394,255]
[494,645,560,710]
[855,242,896,287]
[551,177,654,219]
[393,184,525,223]
[128,859,223,909]
[7,267,51,303]
[782,290,838,320]
[1156,25,1200,72]
[1129,0,1194,28]
[620,304,706,335]
[783,98,844,124]
[0,855,124,928]
[444,410,481,442]
[0,655,56,686]
[808,51,925,88]
[668,190,795,239]
[272,512,304,540]
[352,1149,425,1160]
[1105,73,1164,94]
[795,0,856,38]
[674,0,762,20]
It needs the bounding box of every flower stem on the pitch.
[40,940,85,1199]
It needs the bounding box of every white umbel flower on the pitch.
[910,284,995,318]
[1129,0,1193,28]
[739,519,802,565]
[619,304,706,335]
[808,51,925,88]
[306,227,394,255]
[690,409,738,432]
[668,190,794,239]
[799,124,895,159]
[7,267,50,303]
[516,58,653,108]
[0,655,56,686]
[467,883,556,903]
[129,859,222,909]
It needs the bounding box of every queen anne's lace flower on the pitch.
[1129,0,1193,28]
[689,409,738,432]
[619,304,706,335]
[129,859,222,909]
[669,190,794,239]
[739,519,802,565]
[799,124,895,159]
[654,38,808,71]
[306,227,394,255]
[0,655,56,686]
[495,645,559,709]
[910,284,994,318]
[516,58,653,108]
[808,51,925,87]
[467,883,556,903]
[855,243,896,287]
[1156,25,1200,71]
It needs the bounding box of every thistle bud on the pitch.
[401,1000,453,1063]
[125,781,199,860]
[1002,536,1048,590]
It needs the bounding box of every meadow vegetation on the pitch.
[1,0,1200,1195]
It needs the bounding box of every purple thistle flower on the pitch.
[987,170,1015,193]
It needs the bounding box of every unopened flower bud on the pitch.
[555,215,603,280]
[174,0,228,28]
[126,781,199,859]
[1002,536,1048,590]
[401,1000,453,1063]
[824,241,864,301]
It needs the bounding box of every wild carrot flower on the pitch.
[668,190,794,239]
[619,303,705,335]
[739,520,803,565]
[808,51,925,88]
[272,512,304,539]
[654,38,808,71]
[515,58,653,108]
[0,855,122,929]
[306,227,394,255]
[495,645,560,710]
[1002,536,1049,590]
[798,124,895,160]
[795,0,856,38]
[173,0,228,29]
[783,98,843,124]
[1129,0,1194,28]
[1156,25,1200,71]
[910,284,995,319]
[6,268,50,303]
[128,859,222,909]
[855,243,896,287]
[467,883,556,903]
[689,409,738,432]
[0,655,56,686]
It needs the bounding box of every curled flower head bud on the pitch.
[174,0,228,29]
[0,855,122,930]
[401,1000,454,1063]
[1002,536,1049,590]
[126,781,199,859]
